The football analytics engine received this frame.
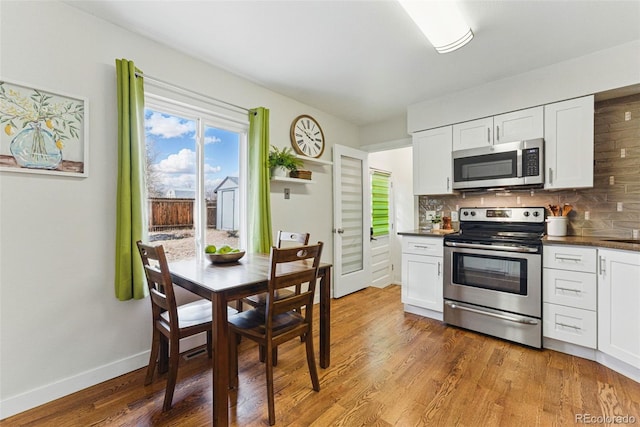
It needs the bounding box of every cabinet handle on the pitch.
[487,128,491,143]
[555,286,581,294]
[446,177,450,191]
[555,254,582,262]
[548,168,553,184]
[556,322,581,331]
[496,125,500,141]
[437,261,441,277]
[599,256,606,275]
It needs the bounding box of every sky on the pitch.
[144,108,239,198]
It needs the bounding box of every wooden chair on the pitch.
[136,241,236,411]
[241,231,310,309]
[228,242,323,426]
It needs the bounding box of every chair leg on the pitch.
[158,337,169,374]
[229,331,239,389]
[163,335,180,411]
[145,328,161,386]
[304,331,320,392]
[265,343,276,425]
[206,330,212,359]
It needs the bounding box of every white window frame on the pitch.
[144,93,249,260]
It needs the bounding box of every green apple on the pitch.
[204,245,217,254]
[217,245,232,254]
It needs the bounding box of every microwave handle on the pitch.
[517,149,523,177]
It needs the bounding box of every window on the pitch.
[144,95,247,261]
[371,170,390,237]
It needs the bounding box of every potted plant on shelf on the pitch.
[268,145,303,178]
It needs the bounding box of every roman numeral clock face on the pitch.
[290,115,325,158]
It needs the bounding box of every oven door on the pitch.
[443,243,541,318]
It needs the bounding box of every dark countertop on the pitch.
[397,229,453,237]
[543,235,640,252]
[399,230,640,252]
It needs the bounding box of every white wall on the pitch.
[367,147,413,284]
[408,40,640,133]
[0,1,358,418]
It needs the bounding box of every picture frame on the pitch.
[0,79,88,177]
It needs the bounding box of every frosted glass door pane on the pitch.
[341,155,363,274]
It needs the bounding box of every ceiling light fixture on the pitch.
[398,0,474,53]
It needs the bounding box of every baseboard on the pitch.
[543,337,640,383]
[0,334,206,420]
[403,303,443,321]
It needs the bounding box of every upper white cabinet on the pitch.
[544,95,594,190]
[412,126,453,195]
[598,249,640,369]
[452,106,543,151]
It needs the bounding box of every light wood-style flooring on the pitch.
[3,285,640,426]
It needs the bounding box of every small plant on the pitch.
[268,145,303,172]
[431,214,442,224]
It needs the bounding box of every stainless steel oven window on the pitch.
[452,252,527,295]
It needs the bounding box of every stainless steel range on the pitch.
[443,207,545,348]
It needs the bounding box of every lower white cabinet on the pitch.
[401,236,443,318]
[598,249,640,368]
[543,245,597,348]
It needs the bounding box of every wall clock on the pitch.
[290,114,325,158]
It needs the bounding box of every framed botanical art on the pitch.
[0,80,88,177]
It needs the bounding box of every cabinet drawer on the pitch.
[543,245,596,273]
[543,268,597,310]
[402,237,443,256]
[543,303,596,348]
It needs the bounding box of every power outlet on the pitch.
[284,188,290,199]
[621,148,626,158]
[617,202,623,212]
[451,211,459,222]
[633,229,640,239]
[625,111,632,121]
[585,211,590,220]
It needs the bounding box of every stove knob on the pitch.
[463,211,469,216]
[470,211,476,216]
[533,211,540,217]
[523,211,530,217]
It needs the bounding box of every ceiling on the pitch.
[66,0,640,126]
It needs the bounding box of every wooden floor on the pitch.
[4,285,640,426]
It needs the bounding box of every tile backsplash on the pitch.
[418,94,640,238]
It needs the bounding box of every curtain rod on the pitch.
[134,71,250,114]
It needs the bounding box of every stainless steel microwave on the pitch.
[452,139,544,190]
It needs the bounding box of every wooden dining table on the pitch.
[168,253,332,426]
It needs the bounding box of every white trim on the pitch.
[0,335,206,419]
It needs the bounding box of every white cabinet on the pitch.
[452,106,543,151]
[543,245,597,348]
[401,236,443,318]
[412,126,453,195]
[598,249,640,368]
[544,95,594,190]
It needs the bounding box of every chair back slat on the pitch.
[136,241,179,330]
[276,231,310,248]
[266,242,323,321]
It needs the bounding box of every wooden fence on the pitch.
[148,198,216,231]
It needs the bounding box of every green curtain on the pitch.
[248,107,273,253]
[371,171,390,237]
[115,58,148,300]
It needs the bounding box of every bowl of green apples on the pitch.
[204,244,245,264]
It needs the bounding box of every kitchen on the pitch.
[1,0,640,424]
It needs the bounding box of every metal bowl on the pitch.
[206,250,245,264]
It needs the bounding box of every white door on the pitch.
[333,144,371,298]
[370,169,392,288]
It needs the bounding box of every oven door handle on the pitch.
[445,301,539,325]
[444,241,539,253]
